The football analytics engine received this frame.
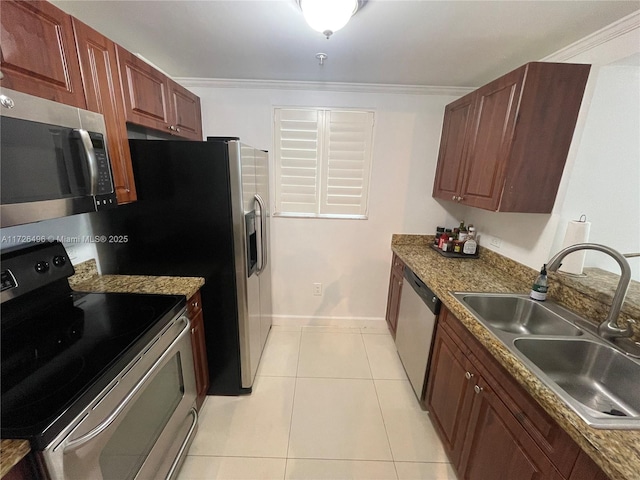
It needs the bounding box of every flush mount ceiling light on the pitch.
[297,0,366,39]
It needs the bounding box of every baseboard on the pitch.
[272,315,386,329]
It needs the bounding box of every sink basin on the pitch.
[515,338,640,427]
[459,294,583,336]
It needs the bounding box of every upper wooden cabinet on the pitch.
[433,62,591,213]
[72,19,137,204]
[0,0,86,108]
[117,46,202,140]
[168,79,203,140]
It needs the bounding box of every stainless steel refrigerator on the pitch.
[92,137,272,395]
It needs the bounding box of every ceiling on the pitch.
[52,0,639,88]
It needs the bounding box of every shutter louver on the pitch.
[274,108,321,214]
[321,111,374,216]
[274,107,374,218]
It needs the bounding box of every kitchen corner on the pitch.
[390,234,640,480]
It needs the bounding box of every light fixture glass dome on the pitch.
[300,0,359,38]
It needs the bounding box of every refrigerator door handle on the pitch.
[254,194,267,274]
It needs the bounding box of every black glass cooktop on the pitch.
[1,291,185,448]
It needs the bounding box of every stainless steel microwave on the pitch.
[0,88,117,228]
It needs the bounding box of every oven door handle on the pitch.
[63,315,191,451]
[166,407,198,480]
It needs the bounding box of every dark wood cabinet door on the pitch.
[385,254,405,338]
[432,93,474,202]
[191,309,210,411]
[569,450,611,480]
[116,45,171,132]
[169,79,202,140]
[72,19,137,204]
[425,323,476,466]
[0,0,85,108]
[187,291,209,411]
[459,67,525,210]
[458,376,559,480]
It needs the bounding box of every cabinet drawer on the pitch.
[186,291,203,318]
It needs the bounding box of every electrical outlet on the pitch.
[313,283,322,296]
[490,236,502,248]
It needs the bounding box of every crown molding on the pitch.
[175,77,473,97]
[542,9,640,62]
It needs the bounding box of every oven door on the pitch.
[41,314,198,480]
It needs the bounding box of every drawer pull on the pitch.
[474,384,483,394]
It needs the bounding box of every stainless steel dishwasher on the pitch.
[395,268,441,401]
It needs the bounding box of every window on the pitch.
[274,107,375,218]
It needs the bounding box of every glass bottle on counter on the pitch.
[434,227,445,246]
[463,226,477,255]
[458,221,469,242]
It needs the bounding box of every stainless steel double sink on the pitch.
[452,293,640,429]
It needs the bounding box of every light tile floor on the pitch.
[177,325,457,480]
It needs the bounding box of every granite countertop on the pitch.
[0,260,206,477]
[68,259,205,300]
[0,440,30,478]
[391,235,640,480]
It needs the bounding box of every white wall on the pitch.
[187,84,457,321]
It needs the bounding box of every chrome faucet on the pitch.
[546,243,634,341]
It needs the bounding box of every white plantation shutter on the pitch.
[274,108,322,214]
[274,107,375,218]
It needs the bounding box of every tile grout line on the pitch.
[283,327,304,476]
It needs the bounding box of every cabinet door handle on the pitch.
[452,195,457,201]
[458,196,464,202]
[474,385,483,394]
[176,127,181,133]
[168,125,177,131]
[465,371,474,380]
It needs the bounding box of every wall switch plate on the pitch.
[313,283,322,296]
[490,236,502,248]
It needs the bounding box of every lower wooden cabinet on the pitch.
[385,253,405,338]
[187,290,209,411]
[426,306,610,480]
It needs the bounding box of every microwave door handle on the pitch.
[76,129,99,195]
[62,316,190,452]
[254,194,267,274]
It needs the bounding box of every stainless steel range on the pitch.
[1,241,198,480]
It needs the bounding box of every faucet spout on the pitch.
[546,243,633,341]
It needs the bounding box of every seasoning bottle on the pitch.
[443,236,454,252]
[463,226,477,255]
[458,222,468,242]
[530,265,548,301]
[453,239,463,253]
[434,227,445,246]
[439,229,452,249]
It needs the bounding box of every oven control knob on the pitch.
[53,255,67,267]
[35,261,50,274]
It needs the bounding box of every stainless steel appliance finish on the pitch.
[92,137,272,395]
[0,88,117,227]
[395,269,441,401]
[1,242,197,479]
[42,313,197,480]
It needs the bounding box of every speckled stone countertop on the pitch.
[68,259,205,299]
[0,261,205,476]
[391,234,640,480]
[0,440,30,478]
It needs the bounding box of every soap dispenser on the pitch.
[530,264,548,301]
